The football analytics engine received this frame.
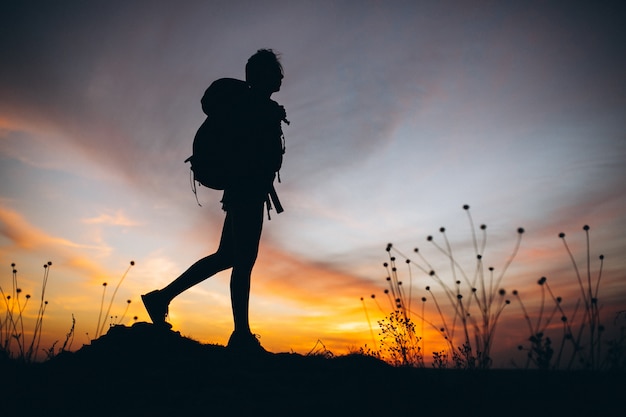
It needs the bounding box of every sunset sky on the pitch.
[1,1,625,364]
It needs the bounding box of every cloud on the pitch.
[0,206,115,282]
[0,206,98,252]
[254,244,376,307]
[81,210,141,227]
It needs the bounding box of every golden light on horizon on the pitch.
[1,1,625,370]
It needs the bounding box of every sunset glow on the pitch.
[1,1,624,365]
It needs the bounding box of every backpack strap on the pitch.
[269,184,283,214]
[188,162,202,206]
[264,184,283,220]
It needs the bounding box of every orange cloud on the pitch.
[254,244,377,307]
[0,205,115,285]
[0,206,109,253]
[81,210,141,227]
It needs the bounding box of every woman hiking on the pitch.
[142,49,287,354]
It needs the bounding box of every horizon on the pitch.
[1,1,625,364]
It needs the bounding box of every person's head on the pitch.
[245,49,283,95]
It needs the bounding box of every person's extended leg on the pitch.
[229,202,264,334]
[142,212,236,326]
[226,201,265,351]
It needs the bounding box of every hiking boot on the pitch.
[227,331,268,355]
[141,290,172,329]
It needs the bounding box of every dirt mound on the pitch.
[2,323,623,416]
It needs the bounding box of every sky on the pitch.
[1,1,625,365]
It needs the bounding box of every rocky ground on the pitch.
[1,322,623,416]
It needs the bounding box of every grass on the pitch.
[93,260,135,339]
[1,260,136,362]
[361,205,521,368]
[512,226,624,370]
[0,262,54,362]
[361,205,625,370]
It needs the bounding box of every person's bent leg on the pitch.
[142,212,235,325]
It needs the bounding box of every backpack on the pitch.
[185,78,250,191]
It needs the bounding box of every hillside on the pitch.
[1,322,622,416]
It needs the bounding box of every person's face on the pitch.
[254,64,283,94]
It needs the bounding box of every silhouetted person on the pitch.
[142,49,287,354]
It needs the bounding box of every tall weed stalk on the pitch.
[94,260,135,339]
[362,205,521,369]
[1,262,52,362]
[514,225,618,370]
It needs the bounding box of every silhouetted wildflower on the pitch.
[373,205,530,369]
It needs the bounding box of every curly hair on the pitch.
[245,49,283,86]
